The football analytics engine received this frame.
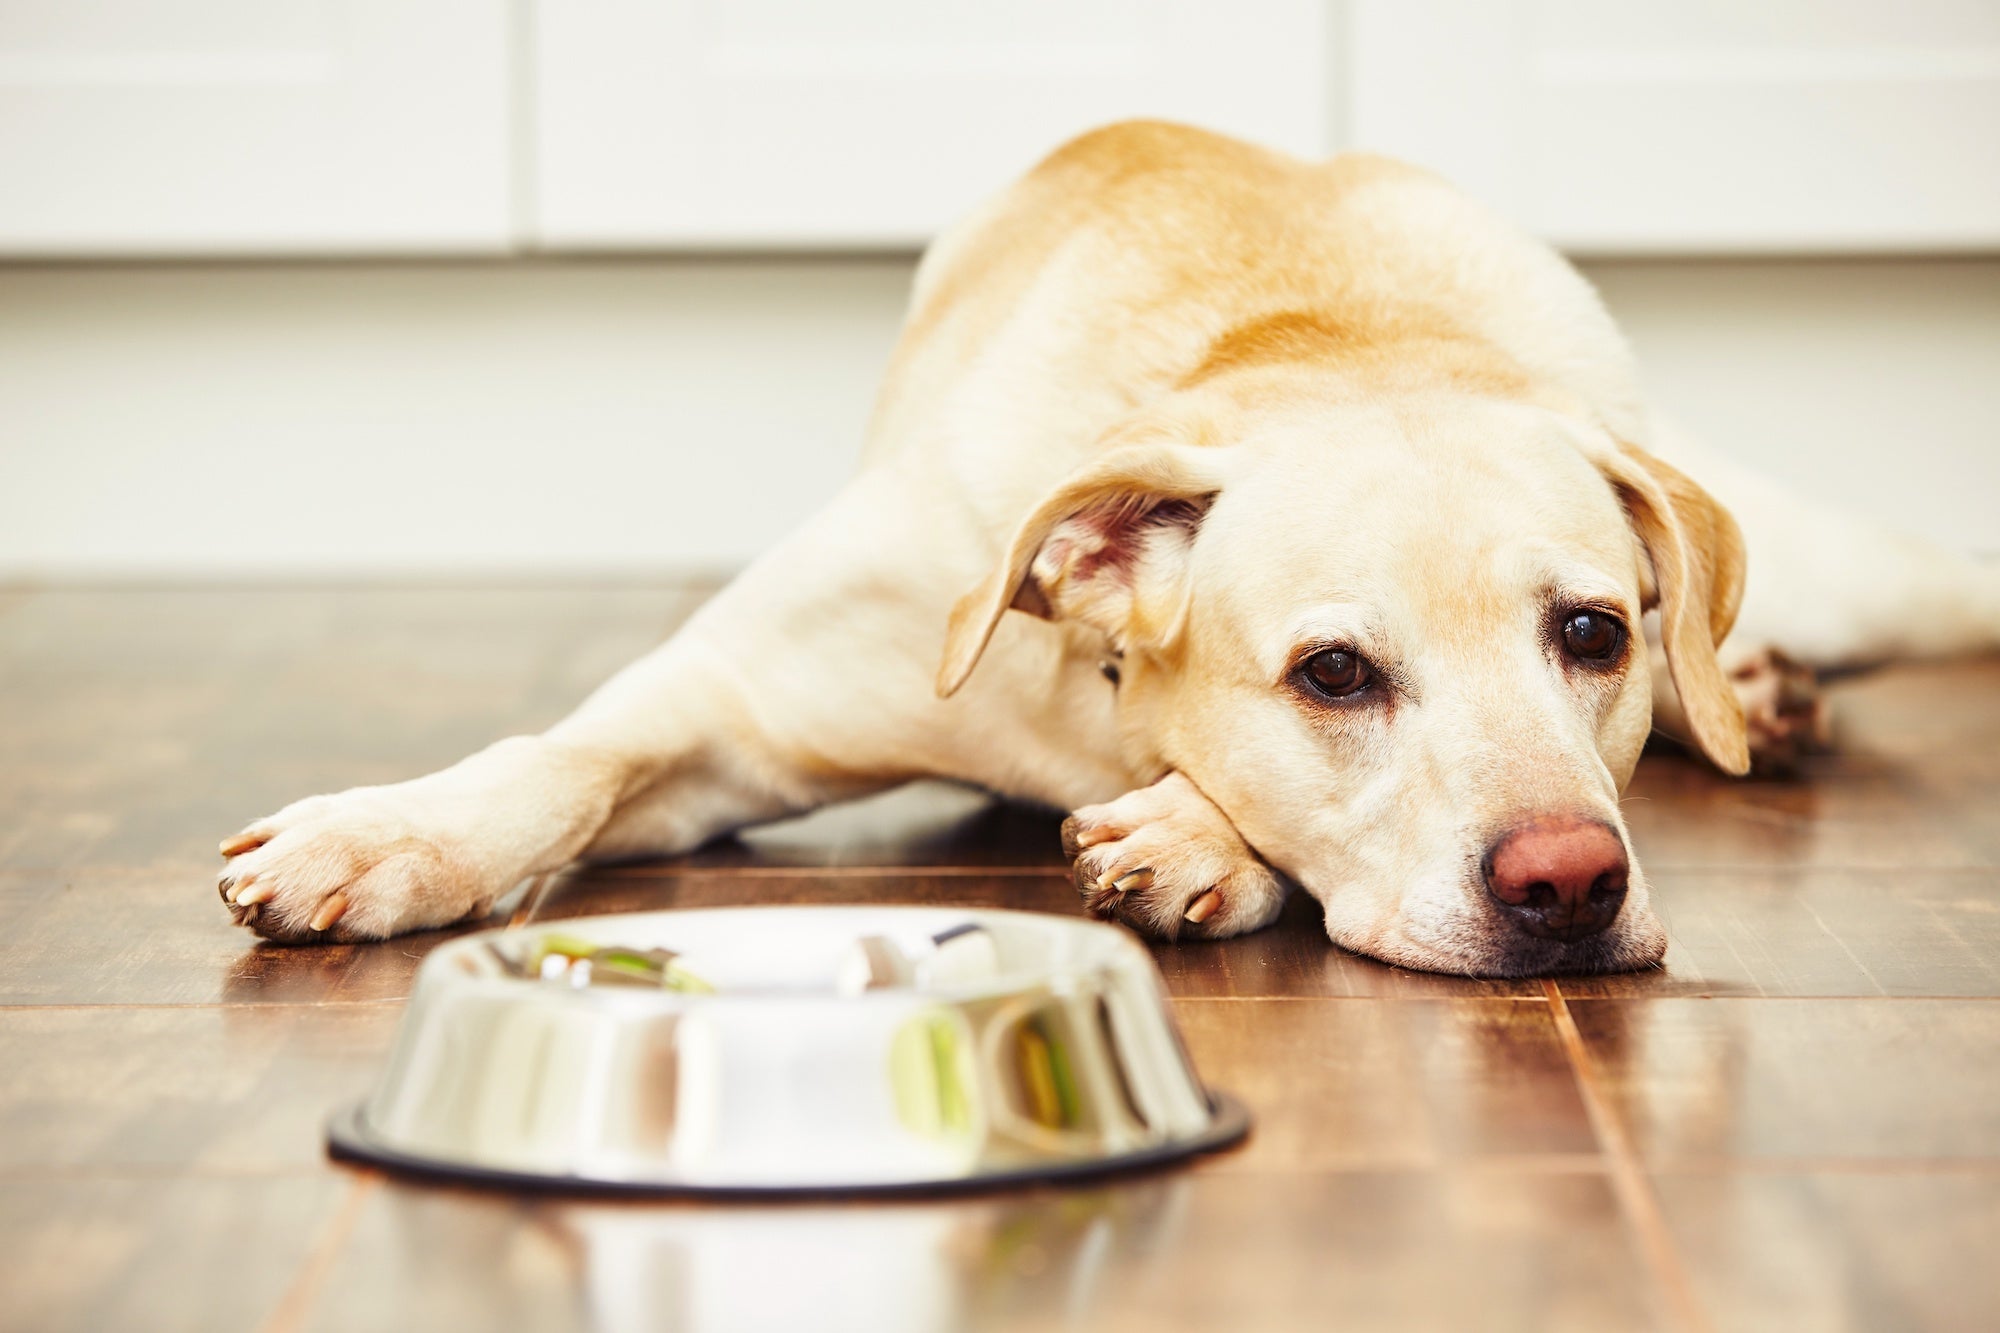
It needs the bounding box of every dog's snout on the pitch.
[1481,817,1629,943]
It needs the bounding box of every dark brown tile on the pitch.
[0,1173,346,1333]
[1823,657,2000,762]
[299,1168,1663,1333]
[1177,998,1596,1169]
[1562,868,2000,998]
[1655,1171,2000,1333]
[0,586,707,871]
[671,781,1070,869]
[530,865,1080,920]
[1571,998,2000,1162]
[0,866,483,1005]
[4,592,1997,1333]
[1622,657,2000,873]
[1623,750,1996,871]
[1926,756,2000,866]
[0,1004,398,1171]
[1149,889,1544,998]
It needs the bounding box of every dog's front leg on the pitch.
[217,476,952,943]
[217,730,632,942]
[1061,773,1291,940]
[214,631,820,943]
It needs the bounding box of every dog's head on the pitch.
[938,392,1747,976]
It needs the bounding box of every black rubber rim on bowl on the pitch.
[326,1092,1251,1200]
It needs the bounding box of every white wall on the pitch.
[0,255,1996,579]
[0,260,912,576]
[1584,258,2000,550]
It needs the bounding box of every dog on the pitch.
[215,122,2000,976]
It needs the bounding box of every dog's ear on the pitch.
[936,442,1226,698]
[1599,441,1751,775]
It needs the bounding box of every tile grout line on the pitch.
[1543,979,1713,1333]
[258,1169,380,1333]
[14,994,2000,1013]
[1,993,1552,1012]
[0,1166,365,1182]
[588,864,1072,879]
[0,999,412,1012]
[6,1155,1998,1185]
[0,863,1078,879]
[1168,994,1550,1003]
[19,860,2000,877]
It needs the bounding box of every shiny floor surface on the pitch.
[3,586,1997,1333]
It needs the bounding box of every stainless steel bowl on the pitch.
[329,906,1248,1195]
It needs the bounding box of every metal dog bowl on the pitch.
[329,906,1248,1196]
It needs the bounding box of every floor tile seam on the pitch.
[0,1165,347,1182]
[1635,1157,2000,1174]
[1165,994,1550,1003]
[575,865,1073,879]
[1206,1156,2000,1175]
[0,995,1568,1011]
[1200,1154,1615,1175]
[1543,979,1715,1333]
[15,994,1995,1012]
[0,999,410,1012]
[1551,993,2000,1002]
[1645,859,2000,870]
[0,864,1090,878]
[14,1158,1994,1185]
[9,858,1996,877]
[1641,861,2000,873]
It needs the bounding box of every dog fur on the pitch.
[216,122,2000,977]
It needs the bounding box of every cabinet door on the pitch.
[1350,0,2000,253]
[533,0,1330,248]
[0,0,513,255]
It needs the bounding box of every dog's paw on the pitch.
[216,787,499,944]
[1729,646,1831,775]
[1061,772,1288,940]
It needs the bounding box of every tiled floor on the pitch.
[3,586,1997,1333]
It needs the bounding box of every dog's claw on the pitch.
[1063,774,1289,940]
[1060,814,1105,858]
[309,891,350,933]
[1184,888,1223,924]
[220,831,265,858]
[1106,867,1153,894]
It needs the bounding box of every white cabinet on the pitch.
[1349,0,2000,253]
[531,0,1331,248]
[3,2,1995,257]
[0,0,513,255]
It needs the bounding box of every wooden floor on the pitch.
[3,585,1998,1333]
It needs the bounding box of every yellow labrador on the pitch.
[216,123,2000,976]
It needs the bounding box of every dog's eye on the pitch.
[1300,649,1372,699]
[1561,611,1626,663]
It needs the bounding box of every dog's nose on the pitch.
[1482,817,1629,942]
